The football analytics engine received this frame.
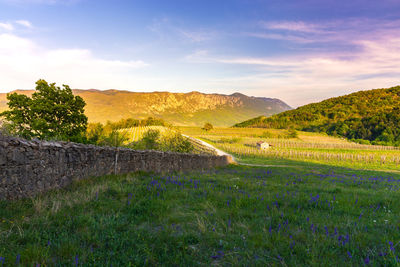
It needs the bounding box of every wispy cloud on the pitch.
[15,20,33,28]
[261,21,323,33]
[250,18,400,45]
[0,22,14,31]
[149,18,217,43]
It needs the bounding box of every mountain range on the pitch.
[0,89,291,127]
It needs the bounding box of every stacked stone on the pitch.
[0,134,232,200]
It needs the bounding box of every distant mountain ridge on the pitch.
[235,86,400,145]
[0,89,291,126]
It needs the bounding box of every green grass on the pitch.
[1,163,400,266]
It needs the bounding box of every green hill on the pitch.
[234,86,400,146]
[0,90,291,127]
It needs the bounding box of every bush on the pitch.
[259,131,274,138]
[218,137,242,144]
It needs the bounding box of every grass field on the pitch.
[1,127,399,265]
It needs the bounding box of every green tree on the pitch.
[0,79,88,141]
[140,129,161,150]
[160,132,194,153]
[86,123,105,144]
[99,130,129,147]
[202,122,213,131]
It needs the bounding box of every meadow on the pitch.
[1,127,399,265]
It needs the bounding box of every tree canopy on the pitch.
[202,122,213,131]
[0,79,88,141]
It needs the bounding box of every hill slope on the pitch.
[0,90,291,127]
[234,86,400,145]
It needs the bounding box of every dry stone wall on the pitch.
[0,135,232,200]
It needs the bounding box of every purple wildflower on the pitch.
[211,251,224,260]
[16,254,20,265]
[364,256,370,265]
[75,255,79,266]
[389,241,395,252]
[347,251,352,258]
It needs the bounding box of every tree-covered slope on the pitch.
[234,86,400,145]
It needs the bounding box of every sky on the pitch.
[0,0,400,107]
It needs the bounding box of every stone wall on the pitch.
[0,135,233,200]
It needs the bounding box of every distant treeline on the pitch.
[234,86,400,146]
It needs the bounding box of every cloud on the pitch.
[261,21,322,33]
[251,18,400,45]
[149,18,216,43]
[0,33,148,91]
[0,22,14,31]
[15,20,33,28]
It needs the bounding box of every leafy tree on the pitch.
[202,122,213,131]
[160,132,194,153]
[86,123,105,144]
[140,129,161,150]
[0,79,88,141]
[99,130,129,147]
[287,128,298,138]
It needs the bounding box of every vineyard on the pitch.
[118,126,170,142]
[179,127,400,171]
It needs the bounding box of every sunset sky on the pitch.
[0,0,399,107]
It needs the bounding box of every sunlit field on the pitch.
[179,127,400,171]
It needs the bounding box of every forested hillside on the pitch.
[234,86,400,146]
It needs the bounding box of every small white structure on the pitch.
[256,141,270,150]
